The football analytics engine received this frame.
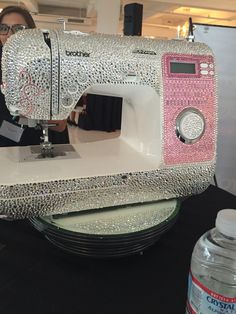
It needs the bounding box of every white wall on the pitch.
[195,24,236,195]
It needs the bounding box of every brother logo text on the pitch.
[65,50,90,57]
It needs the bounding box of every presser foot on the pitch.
[39,142,55,158]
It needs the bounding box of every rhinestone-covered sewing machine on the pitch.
[0,29,217,219]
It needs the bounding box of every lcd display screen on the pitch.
[170,62,196,74]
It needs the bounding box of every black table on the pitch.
[0,185,235,314]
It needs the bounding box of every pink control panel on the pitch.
[162,53,216,165]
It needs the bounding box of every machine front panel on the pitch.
[162,53,216,165]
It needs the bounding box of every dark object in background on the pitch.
[124,3,143,36]
[78,94,122,132]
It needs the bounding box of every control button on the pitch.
[200,70,208,75]
[209,63,214,68]
[77,72,88,84]
[62,95,73,107]
[176,108,205,144]
[209,71,214,75]
[68,84,78,94]
[125,73,139,83]
[200,63,208,68]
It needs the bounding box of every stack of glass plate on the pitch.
[30,199,180,258]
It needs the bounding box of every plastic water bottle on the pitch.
[186,209,236,314]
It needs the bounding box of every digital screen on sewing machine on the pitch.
[170,62,196,74]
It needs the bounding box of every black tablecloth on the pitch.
[0,185,235,314]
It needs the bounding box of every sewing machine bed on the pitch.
[0,138,158,185]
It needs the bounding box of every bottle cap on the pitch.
[216,209,236,238]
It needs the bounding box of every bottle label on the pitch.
[187,272,236,314]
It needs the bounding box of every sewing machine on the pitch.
[0,29,217,221]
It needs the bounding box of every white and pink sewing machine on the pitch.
[0,29,217,222]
